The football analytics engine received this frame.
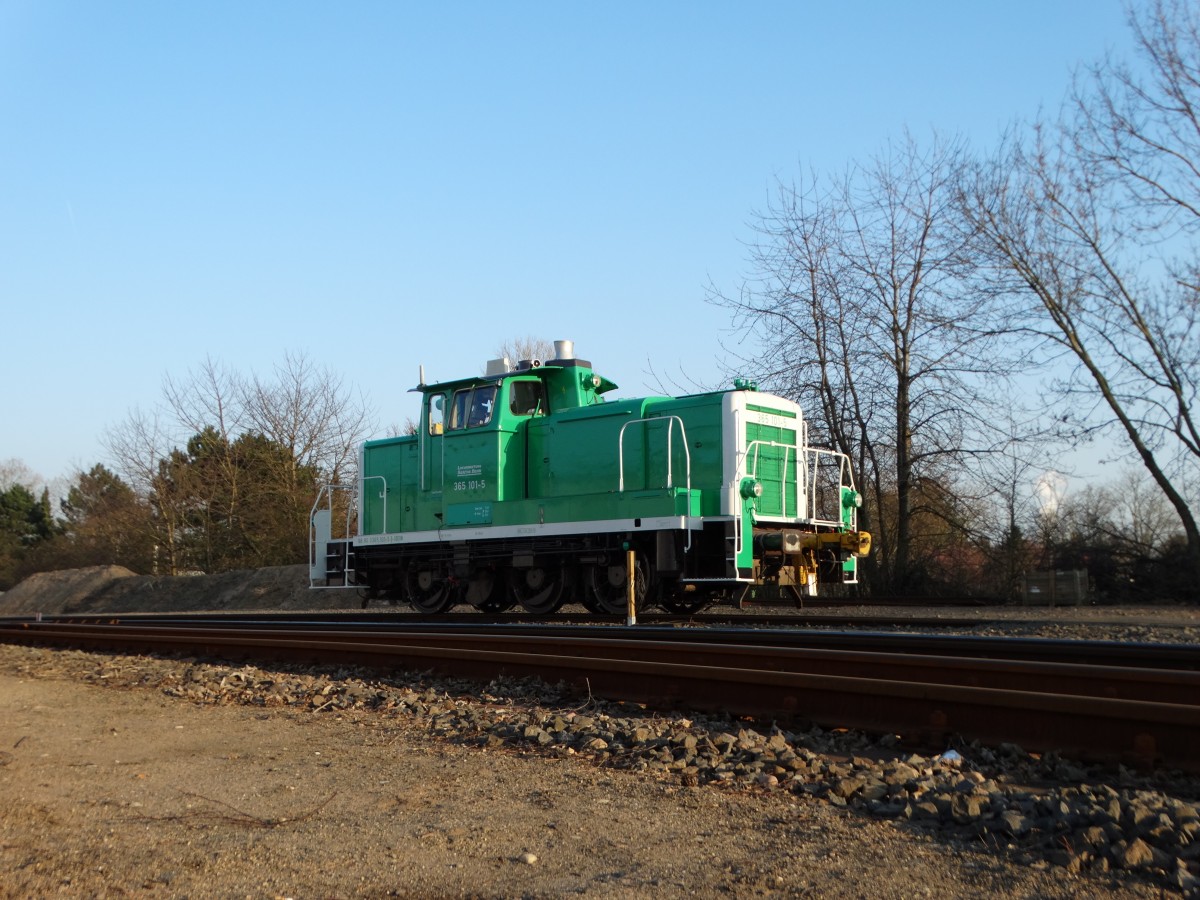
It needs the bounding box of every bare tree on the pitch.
[715,133,1016,593]
[962,414,1063,599]
[0,459,42,492]
[103,353,375,575]
[1111,467,1183,556]
[1034,466,1186,599]
[242,351,373,486]
[494,336,556,365]
[162,357,245,441]
[960,0,1200,586]
[57,464,156,572]
[389,417,420,437]
[103,408,185,574]
[162,358,246,569]
[240,352,374,560]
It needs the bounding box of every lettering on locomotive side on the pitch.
[746,410,793,430]
[452,479,487,492]
[456,463,483,477]
[356,533,406,546]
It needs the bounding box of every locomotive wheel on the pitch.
[577,589,604,614]
[658,589,712,615]
[587,557,648,616]
[509,566,566,615]
[465,568,514,613]
[406,566,457,614]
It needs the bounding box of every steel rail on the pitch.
[15,607,1200,634]
[12,610,1003,627]
[19,611,1002,629]
[9,621,1198,704]
[2,620,1197,771]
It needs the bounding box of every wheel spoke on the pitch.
[406,566,456,614]
[465,567,514,613]
[587,557,648,616]
[659,591,713,614]
[509,566,565,615]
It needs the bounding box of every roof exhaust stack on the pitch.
[553,339,574,361]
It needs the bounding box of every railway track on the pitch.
[16,607,1200,632]
[1,615,1197,772]
[11,612,1200,668]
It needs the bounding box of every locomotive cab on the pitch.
[412,347,619,527]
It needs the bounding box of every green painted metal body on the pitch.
[359,362,728,540]
[336,355,864,594]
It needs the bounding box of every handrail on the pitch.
[804,448,854,528]
[308,482,358,573]
[741,438,855,527]
[362,475,388,533]
[733,407,744,558]
[618,416,694,553]
[617,416,692,495]
[308,482,358,540]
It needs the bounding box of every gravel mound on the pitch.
[0,565,139,614]
[0,564,346,615]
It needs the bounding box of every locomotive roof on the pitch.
[414,358,617,395]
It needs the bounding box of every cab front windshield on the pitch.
[448,384,497,429]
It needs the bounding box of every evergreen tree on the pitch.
[0,483,58,588]
[58,464,155,572]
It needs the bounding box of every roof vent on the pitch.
[553,339,574,360]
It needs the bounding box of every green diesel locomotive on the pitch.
[310,340,870,614]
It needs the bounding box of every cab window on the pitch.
[509,380,547,416]
[448,385,497,430]
[448,390,470,430]
[427,393,445,435]
[468,384,496,427]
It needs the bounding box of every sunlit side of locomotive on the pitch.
[310,340,870,614]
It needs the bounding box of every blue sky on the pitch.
[1,1,1137,486]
